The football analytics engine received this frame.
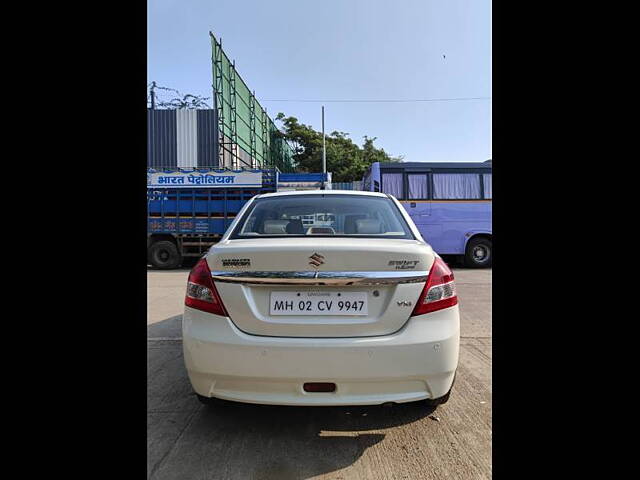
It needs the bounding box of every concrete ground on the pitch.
[148,267,491,480]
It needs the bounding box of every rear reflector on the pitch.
[303,382,336,393]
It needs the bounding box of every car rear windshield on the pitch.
[230,194,415,239]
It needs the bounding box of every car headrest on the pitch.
[344,214,367,234]
[355,219,383,234]
[285,219,305,234]
[263,220,288,234]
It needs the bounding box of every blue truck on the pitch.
[147,168,329,268]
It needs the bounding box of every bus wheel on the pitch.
[149,241,181,269]
[464,237,492,268]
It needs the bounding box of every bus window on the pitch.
[381,173,404,199]
[407,174,429,199]
[483,174,492,199]
[433,173,481,199]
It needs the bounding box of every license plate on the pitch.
[270,291,368,316]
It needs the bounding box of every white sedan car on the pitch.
[183,190,459,407]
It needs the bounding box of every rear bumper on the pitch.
[182,305,460,406]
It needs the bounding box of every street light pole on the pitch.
[322,105,326,189]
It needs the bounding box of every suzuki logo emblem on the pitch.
[309,253,325,268]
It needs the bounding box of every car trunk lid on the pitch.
[207,238,435,337]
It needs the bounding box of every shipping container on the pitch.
[147,109,219,168]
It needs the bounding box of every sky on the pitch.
[147,0,491,163]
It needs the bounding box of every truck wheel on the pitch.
[149,241,181,269]
[464,237,492,268]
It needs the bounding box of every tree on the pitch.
[275,113,402,182]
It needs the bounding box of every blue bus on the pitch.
[362,161,492,267]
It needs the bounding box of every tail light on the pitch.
[185,258,228,316]
[411,257,458,316]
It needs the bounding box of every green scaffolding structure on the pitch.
[211,32,295,172]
